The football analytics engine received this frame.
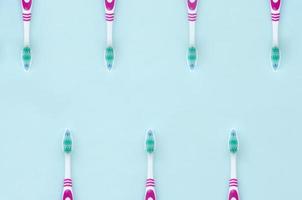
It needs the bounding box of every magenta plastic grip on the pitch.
[22,0,32,11]
[104,0,115,21]
[105,0,115,11]
[270,0,281,11]
[187,0,198,11]
[62,179,73,200]
[145,179,156,200]
[228,179,239,200]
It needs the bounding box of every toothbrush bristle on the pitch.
[229,130,238,154]
[63,129,72,153]
[187,46,197,69]
[22,46,31,71]
[271,46,280,70]
[146,130,155,153]
[105,46,114,70]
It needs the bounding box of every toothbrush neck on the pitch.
[272,22,279,46]
[230,154,237,178]
[106,22,113,46]
[65,154,72,179]
[147,154,154,178]
[189,22,195,46]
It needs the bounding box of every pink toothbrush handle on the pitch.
[22,0,32,11]
[104,0,116,21]
[145,179,156,200]
[22,0,32,21]
[187,0,198,11]
[228,179,239,200]
[187,0,198,21]
[62,179,73,200]
[270,0,281,21]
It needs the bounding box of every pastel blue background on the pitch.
[0,0,302,199]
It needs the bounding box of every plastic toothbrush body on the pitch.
[270,0,281,70]
[62,130,74,200]
[228,130,240,200]
[187,0,198,70]
[145,130,156,200]
[21,0,33,71]
[104,0,116,70]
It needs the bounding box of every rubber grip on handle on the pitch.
[270,0,281,11]
[228,188,239,200]
[22,0,32,11]
[145,179,156,200]
[62,179,73,200]
[228,179,239,200]
[63,189,73,200]
[187,0,198,11]
[105,0,115,11]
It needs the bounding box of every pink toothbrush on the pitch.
[104,0,116,70]
[62,130,73,200]
[145,130,156,200]
[270,0,282,70]
[21,0,33,71]
[186,0,198,70]
[228,130,239,200]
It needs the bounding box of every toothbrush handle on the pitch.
[187,0,198,22]
[62,178,73,200]
[228,179,239,200]
[270,0,281,22]
[145,178,156,200]
[187,0,198,12]
[104,0,116,21]
[270,0,281,11]
[22,0,32,21]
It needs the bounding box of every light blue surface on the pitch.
[0,0,302,199]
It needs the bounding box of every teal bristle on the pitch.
[146,130,155,154]
[229,130,238,154]
[63,129,72,153]
[187,46,197,69]
[105,46,114,70]
[271,46,280,70]
[22,46,31,71]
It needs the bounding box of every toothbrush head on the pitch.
[271,46,280,71]
[229,130,238,154]
[145,130,155,154]
[22,46,31,71]
[187,46,197,70]
[63,129,73,153]
[105,46,114,70]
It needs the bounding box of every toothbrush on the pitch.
[270,0,282,70]
[186,0,198,70]
[104,0,116,70]
[228,130,240,200]
[62,129,74,200]
[144,130,156,200]
[21,0,33,71]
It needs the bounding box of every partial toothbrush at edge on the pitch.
[144,130,156,200]
[187,0,199,70]
[270,0,282,71]
[62,129,74,200]
[104,0,116,70]
[21,0,33,71]
[228,130,240,200]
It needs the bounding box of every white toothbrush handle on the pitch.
[63,154,73,200]
[187,0,198,46]
[104,0,116,46]
[270,0,281,45]
[21,0,32,45]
